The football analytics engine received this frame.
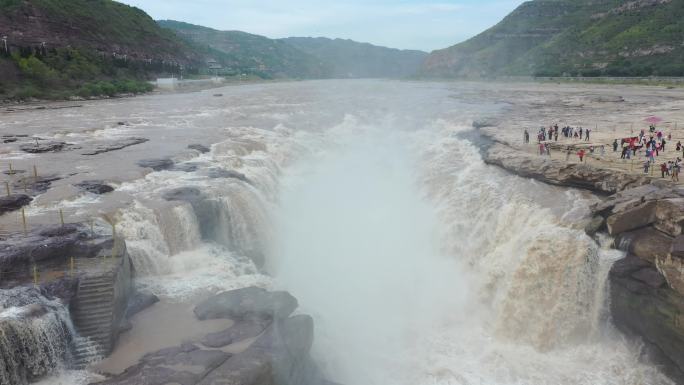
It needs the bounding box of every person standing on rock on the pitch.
[661,163,668,178]
[613,139,619,152]
[524,130,530,144]
[662,138,666,152]
[674,159,681,182]
[577,149,586,162]
[585,128,591,141]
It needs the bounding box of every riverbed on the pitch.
[2,80,681,385]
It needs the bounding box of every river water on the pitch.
[1,80,674,384]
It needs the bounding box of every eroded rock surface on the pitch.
[20,141,68,153]
[81,137,149,156]
[485,143,650,194]
[75,180,115,195]
[194,287,298,321]
[0,194,32,215]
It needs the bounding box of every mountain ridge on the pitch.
[421,0,684,78]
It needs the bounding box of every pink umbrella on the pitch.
[645,116,663,124]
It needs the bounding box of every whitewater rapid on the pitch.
[5,80,674,385]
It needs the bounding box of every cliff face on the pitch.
[479,128,684,381]
[0,0,200,65]
[422,0,684,77]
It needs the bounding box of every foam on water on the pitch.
[270,117,674,385]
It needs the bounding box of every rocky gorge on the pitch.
[477,123,684,382]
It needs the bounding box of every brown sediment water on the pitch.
[94,299,233,375]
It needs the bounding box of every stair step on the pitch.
[74,298,114,307]
[73,307,113,316]
[78,279,114,289]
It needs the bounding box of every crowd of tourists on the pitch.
[524,123,682,182]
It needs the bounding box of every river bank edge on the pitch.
[474,121,684,382]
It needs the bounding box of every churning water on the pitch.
[2,80,674,384]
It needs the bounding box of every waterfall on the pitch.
[270,120,674,385]
[0,288,77,385]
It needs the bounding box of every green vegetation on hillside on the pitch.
[0,0,199,100]
[158,20,330,79]
[422,0,684,78]
[282,37,427,79]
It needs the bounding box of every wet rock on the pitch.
[197,315,320,385]
[97,343,231,385]
[75,180,114,195]
[0,194,32,215]
[12,175,63,195]
[188,144,211,153]
[606,201,658,235]
[472,118,498,129]
[615,227,673,264]
[610,259,684,380]
[163,187,204,203]
[631,268,667,288]
[584,215,605,236]
[137,158,175,171]
[19,141,67,153]
[81,137,148,156]
[126,291,159,318]
[206,168,250,183]
[201,320,269,348]
[194,287,298,321]
[172,163,201,173]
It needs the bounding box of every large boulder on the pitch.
[194,287,298,321]
[606,201,657,235]
[654,198,684,237]
[615,227,673,264]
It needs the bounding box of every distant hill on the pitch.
[422,0,684,78]
[0,0,202,99]
[282,37,428,79]
[158,20,330,79]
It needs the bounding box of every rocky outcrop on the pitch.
[194,287,298,321]
[81,138,149,156]
[0,194,32,215]
[0,224,134,377]
[98,288,329,385]
[75,181,115,195]
[137,158,175,171]
[588,186,684,380]
[484,143,650,194]
[19,141,68,153]
[188,144,211,153]
[478,133,684,380]
[0,287,75,385]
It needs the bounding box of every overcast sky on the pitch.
[119,0,524,52]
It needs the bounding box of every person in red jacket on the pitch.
[577,149,586,162]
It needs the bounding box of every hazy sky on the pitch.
[119,0,524,52]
